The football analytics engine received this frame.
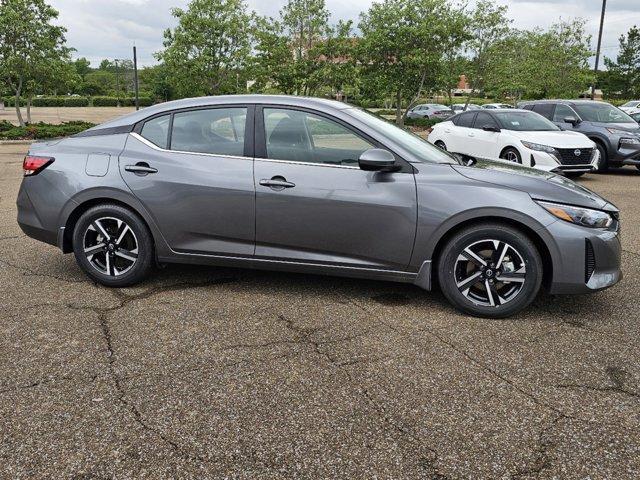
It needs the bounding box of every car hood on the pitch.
[588,121,640,133]
[452,158,616,211]
[507,130,593,147]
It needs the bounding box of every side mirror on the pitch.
[358,148,399,172]
[482,125,501,132]
[564,116,580,126]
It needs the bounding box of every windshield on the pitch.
[347,108,456,164]
[573,103,635,123]
[494,111,560,131]
[621,101,640,108]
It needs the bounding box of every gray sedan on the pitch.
[407,104,454,119]
[17,95,622,317]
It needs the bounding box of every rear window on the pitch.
[454,112,475,128]
[532,104,555,120]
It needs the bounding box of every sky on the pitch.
[48,0,640,68]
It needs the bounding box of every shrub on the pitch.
[0,120,14,132]
[91,96,154,107]
[0,121,96,140]
[91,96,120,107]
[404,117,444,128]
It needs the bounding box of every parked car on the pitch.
[482,103,514,109]
[17,95,621,318]
[427,109,598,177]
[619,100,640,115]
[519,100,640,171]
[451,103,482,112]
[406,104,454,119]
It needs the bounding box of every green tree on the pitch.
[603,26,640,98]
[359,0,466,125]
[156,0,252,98]
[139,64,175,101]
[0,0,70,125]
[73,57,92,80]
[251,15,298,94]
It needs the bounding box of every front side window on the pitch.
[264,108,373,166]
[140,115,170,149]
[553,104,576,122]
[171,107,247,156]
[495,111,560,131]
[473,112,499,129]
[573,103,636,124]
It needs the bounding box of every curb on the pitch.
[0,140,33,145]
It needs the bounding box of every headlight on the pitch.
[536,201,614,229]
[619,137,640,146]
[520,141,558,154]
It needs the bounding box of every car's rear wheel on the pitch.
[434,140,447,151]
[500,147,522,164]
[437,223,542,318]
[73,204,154,287]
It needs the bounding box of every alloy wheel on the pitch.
[83,217,139,277]
[454,239,526,307]
[503,150,519,163]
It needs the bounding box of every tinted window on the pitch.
[521,104,534,111]
[553,104,576,122]
[171,107,247,156]
[140,115,170,148]
[573,103,635,124]
[532,103,555,119]
[473,112,499,129]
[495,111,560,131]
[264,108,373,166]
[455,112,476,128]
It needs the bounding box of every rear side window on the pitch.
[171,107,247,156]
[532,103,555,120]
[473,112,499,129]
[140,115,170,149]
[454,112,476,128]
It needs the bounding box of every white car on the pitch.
[427,109,599,178]
[482,103,514,109]
[619,101,640,115]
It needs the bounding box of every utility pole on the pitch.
[133,46,140,111]
[591,0,607,100]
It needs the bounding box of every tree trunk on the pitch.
[26,96,32,124]
[395,90,404,126]
[14,77,25,127]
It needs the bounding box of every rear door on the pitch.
[447,112,477,154]
[252,106,417,271]
[120,105,256,256]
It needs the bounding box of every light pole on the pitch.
[591,0,607,100]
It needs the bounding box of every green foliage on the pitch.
[403,117,444,128]
[31,96,89,107]
[156,0,252,97]
[91,96,153,107]
[0,121,95,140]
[602,26,640,98]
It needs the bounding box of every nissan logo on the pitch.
[574,149,582,156]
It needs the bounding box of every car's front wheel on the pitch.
[500,147,522,164]
[73,204,154,287]
[437,223,543,318]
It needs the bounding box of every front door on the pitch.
[253,107,417,271]
[120,106,255,256]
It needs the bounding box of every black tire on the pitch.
[500,147,522,164]
[437,223,543,318]
[73,204,154,287]
[434,140,447,151]
[564,171,585,179]
[593,142,608,172]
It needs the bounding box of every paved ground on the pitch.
[1,143,639,479]
[0,106,136,125]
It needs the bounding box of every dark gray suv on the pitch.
[520,100,640,171]
[17,95,622,318]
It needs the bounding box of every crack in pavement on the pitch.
[0,257,86,283]
[554,366,639,400]
[511,414,565,479]
[0,373,99,396]
[275,313,449,479]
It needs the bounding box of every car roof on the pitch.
[88,95,352,130]
[520,99,611,105]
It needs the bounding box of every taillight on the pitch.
[23,156,54,176]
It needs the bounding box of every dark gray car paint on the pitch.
[18,95,622,295]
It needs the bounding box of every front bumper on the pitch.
[545,219,622,294]
[527,150,598,174]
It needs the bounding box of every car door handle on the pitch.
[259,177,295,190]
[125,163,158,175]
[444,129,451,133]
[468,133,475,137]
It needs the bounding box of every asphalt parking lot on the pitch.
[1,143,639,479]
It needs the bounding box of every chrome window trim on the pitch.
[255,157,360,170]
[130,132,251,161]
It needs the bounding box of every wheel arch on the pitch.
[59,188,169,256]
[428,216,554,291]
